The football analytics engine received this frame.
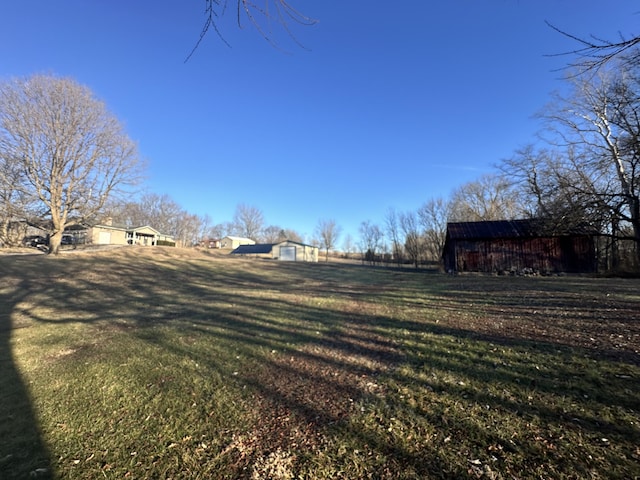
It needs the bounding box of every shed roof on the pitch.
[446,219,597,240]
[274,240,318,249]
[447,220,537,240]
[231,243,274,255]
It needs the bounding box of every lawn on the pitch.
[1,247,639,479]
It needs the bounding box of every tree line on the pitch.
[2,16,639,268]
[352,53,640,271]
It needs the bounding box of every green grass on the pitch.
[1,247,639,479]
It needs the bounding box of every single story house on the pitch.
[231,240,319,262]
[220,236,256,250]
[442,219,598,274]
[65,222,175,247]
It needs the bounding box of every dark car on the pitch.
[22,235,48,248]
[61,234,75,245]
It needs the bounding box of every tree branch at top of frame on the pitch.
[185,0,317,61]
[546,20,640,76]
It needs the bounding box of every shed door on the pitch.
[98,231,111,245]
[279,246,296,261]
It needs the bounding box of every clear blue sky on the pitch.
[1,1,637,241]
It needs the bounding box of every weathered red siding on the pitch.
[446,235,596,274]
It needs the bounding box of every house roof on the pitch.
[231,243,274,255]
[446,219,597,240]
[129,225,161,235]
[223,236,255,242]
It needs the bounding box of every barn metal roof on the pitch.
[446,219,597,240]
[231,243,274,255]
[446,220,538,240]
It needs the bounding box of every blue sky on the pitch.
[1,1,637,241]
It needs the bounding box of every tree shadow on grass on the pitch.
[1,250,639,478]
[0,270,52,479]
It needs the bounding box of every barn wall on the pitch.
[449,236,595,274]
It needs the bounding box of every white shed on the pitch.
[273,240,318,262]
[230,240,319,262]
[220,236,256,250]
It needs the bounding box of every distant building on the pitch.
[220,236,256,250]
[65,222,175,247]
[442,219,598,274]
[231,240,319,262]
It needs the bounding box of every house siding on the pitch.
[91,226,127,245]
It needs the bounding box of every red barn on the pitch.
[442,219,597,274]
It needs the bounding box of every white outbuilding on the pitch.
[231,240,319,262]
[220,236,256,250]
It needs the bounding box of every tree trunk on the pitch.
[631,197,640,268]
[48,231,62,255]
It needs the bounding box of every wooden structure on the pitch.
[442,219,597,274]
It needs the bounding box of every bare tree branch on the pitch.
[546,20,640,75]
[186,0,317,61]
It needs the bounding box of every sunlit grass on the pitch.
[1,247,639,479]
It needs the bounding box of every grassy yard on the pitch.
[1,247,639,479]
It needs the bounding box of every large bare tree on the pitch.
[538,67,640,266]
[0,75,142,254]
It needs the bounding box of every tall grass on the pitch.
[1,247,639,479]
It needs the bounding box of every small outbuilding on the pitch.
[231,240,319,262]
[442,219,598,274]
[220,236,256,250]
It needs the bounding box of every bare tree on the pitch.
[315,218,341,262]
[384,208,404,266]
[0,154,32,246]
[418,197,451,263]
[262,225,285,243]
[449,173,523,222]
[173,212,205,247]
[399,210,422,268]
[359,220,383,265]
[108,193,182,234]
[341,233,356,259]
[208,221,235,240]
[500,146,605,231]
[263,225,303,243]
[233,203,264,240]
[0,75,142,254]
[538,67,640,266]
